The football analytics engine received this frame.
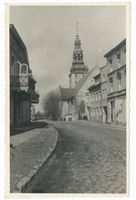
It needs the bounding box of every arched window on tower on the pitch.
[78,54,81,61]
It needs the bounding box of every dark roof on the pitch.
[10,24,30,72]
[10,24,27,52]
[93,73,100,80]
[74,66,99,95]
[61,66,100,100]
[104,39,126,58]
[60,88,75,101]
[88,82,101,92]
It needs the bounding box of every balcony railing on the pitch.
[11,74,39,104]
[31,90,39,104]
[11,74,29,91]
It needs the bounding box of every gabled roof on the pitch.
[60,88,75,101]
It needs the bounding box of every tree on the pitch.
[43,90,61,121]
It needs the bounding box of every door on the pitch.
[111,101,115,122]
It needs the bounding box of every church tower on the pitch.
[69,23,88,88]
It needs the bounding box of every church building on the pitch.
[69,26,88,88]
[60,24,98,120]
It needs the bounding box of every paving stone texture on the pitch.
[24,121,126,194]
[10,126,58,192]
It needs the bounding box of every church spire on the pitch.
[72,23,84,66]
[76,22,79,36]
[69,23,88,88]
[70,23,88,73]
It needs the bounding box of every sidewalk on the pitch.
[10,125,58,193]
[80,120,126,131]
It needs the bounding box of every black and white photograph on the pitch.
[7,3,129,196]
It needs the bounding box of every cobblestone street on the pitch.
[24,121,126,194]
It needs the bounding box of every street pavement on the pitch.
[24,121,126,194]
[10,125,58,193]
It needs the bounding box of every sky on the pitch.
[10,5,126,112]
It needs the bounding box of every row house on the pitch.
[88,72,102,122]
[10,24,39,127]
[100,65,108,123]
[104,39,126,125]
[87,39,126,125]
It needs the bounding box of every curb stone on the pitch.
[14,129,58,193]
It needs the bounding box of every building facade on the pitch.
[100,65,108,123]
[87,39,126,125]
[60,27,126,125]
[10,24,39,127]
[104,39,126,125]
[74,65,100,120]
[59,87,76,121]
[88,72,102,122]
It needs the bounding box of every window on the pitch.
[99,91,101,100]
[92,109,94,116]
[118,79,121,90]
[21,64,28,74]
[117,53,121,68]
[104,89,107,98]
[109,77,113,92]
[96,108,98,116]
[93,93,95,101]
[99,107,102,116]
[96,92,98,101]
[94,109,96,116]
[109,59,113,72]
[117,72,122,90]
[102,90,104,99]
[86,92,89,96]
[103,74,105,81]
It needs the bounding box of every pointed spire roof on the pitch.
[70,23,88,74]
